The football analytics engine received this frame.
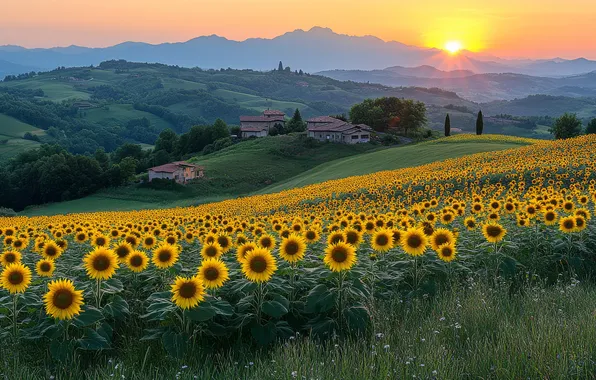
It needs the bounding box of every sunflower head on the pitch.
[126,250,149,273]
[257,234,276,250]
[1,263,32,294]
[0,250,21,267]
[343,228,362,247]
[279,233,307,263]
[92,234,110,248]
[430,228,455,252]
[42,241,63,260]
[241,248,278,282]
[400,228,428,256]
[437,243,456,262]
[303,229,320,243]
[323,242,357,272]
[113,241,133,263]
[44,279,84,320]
[371,229,394,253]
[482,223,507,243]
[327,231,345,245]
[201,242,223,260]
[83,247,119,280]
[171,276,205,309]
[237,242,257,263]
[36,259,56,277]
[152,243,180,269]
[197,258,230,289]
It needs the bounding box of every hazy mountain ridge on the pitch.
[1,27,596,79]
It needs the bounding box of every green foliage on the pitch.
[444,113,451,136]
[476,110,484,135]
[286,108,306,133]
[585,118,596,134]
[549,112,583,139]
[350,97,427,135]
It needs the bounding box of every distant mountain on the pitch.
[317,67,596,102]
[2,27,596,78]
[0,60,42,79]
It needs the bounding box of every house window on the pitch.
[326,135,330,140]
[361,135,369,139]
[351,135,359,140]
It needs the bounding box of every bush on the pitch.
[0,207,16,217]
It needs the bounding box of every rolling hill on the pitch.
[21,135,532,216]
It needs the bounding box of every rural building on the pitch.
[307,116,373,144]
[148,161,204,184]
[240,110,285,138]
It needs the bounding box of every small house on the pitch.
[148,161,204,184]
[239,110,286,138]
[307,117,372,144]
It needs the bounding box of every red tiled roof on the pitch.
[240,115,285,122]
[308,120,373,134]
[149,161,201,173]
[263,109,285,116]
[307,116,339,123]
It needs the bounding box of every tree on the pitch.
[154,128,179,154]
[444,114,451,137]
[586,118,596,135]
[286,109,306,132]
[278,61,284,71]
[476,110,484,135]
[211,118,230,141]
[350,97,426,135]
[549,113,583,139]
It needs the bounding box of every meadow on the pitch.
[1,134,595,378]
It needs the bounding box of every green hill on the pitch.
[0,113,45,160]
[20,135,532,216]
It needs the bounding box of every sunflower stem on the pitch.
[96,278,102,308]
[12,294,18,341]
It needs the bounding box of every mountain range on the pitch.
[2,27,596,79]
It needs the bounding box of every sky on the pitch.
[2,0,596,59]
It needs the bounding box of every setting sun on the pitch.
[444,41,463,54]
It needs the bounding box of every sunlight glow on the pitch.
[444,41,463,54]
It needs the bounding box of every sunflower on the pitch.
[42,240,63,260]
[343,228,363,247]
[44,279,84,320]
[171,276,205,309]
[371,229,394,252]
[201,242,223,260]
[141,234,157,249]
[279,233,307,263]
[257,234,276,250]
[11,238,27,251]
[429,228,456,252]
[400,228,428,256]
[83,247,119,280]
[326,231,345,245]
[303,229,320,243]
[124,234,140,248]
[91,233,110,248]
[543,210,558,226]
[126,250,149,273]
[197,258,230,289]
[437,243,457,262]
[216,235,232,253]
[152,243,180,269]
[574,216,587,232]
[237,242,257,263]
[36,259,56,277]
[324,242,356,272]
[0,250,21,267]
[559,216,576,233]
[113,241,133,263]
[75,231,88,243]
[482,223,507,243]
[241,248,278,282]
[1,263,32,294]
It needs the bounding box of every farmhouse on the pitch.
[148,161,204,184]
[240,110,286,138]
[307,116,373,144]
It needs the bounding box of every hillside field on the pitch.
[0,113,44,160]
[20,135,532,216]
[1,134,596,378]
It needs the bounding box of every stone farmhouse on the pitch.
[148,161,204,184]
[307,116,373,144]
[240,110,286,138]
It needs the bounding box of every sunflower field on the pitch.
[1,134,596,367]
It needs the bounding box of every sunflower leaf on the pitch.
[77,328,110,350]
[162,331,187,358]
[72,305,104,327]
[186,305,216,322]
[262,300,288,318]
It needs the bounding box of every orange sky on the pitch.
[2,0,595,58]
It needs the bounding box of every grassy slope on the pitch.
[259,140,527,194]
[21,137,528,216]
[5,282,595,379]
[0,113,44,160]
[84,103,174,131]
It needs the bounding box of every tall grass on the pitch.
[3,279,594,379]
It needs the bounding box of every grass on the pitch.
[84,104,174,131]
[0,113,44,138]
[1,78,90,101]
[0,138,41,161]
[3,281,594,379]
[259,140,528,194]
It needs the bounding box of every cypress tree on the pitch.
[476,110,484,135]
[444,114,451,137]
[278,61,284,71]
